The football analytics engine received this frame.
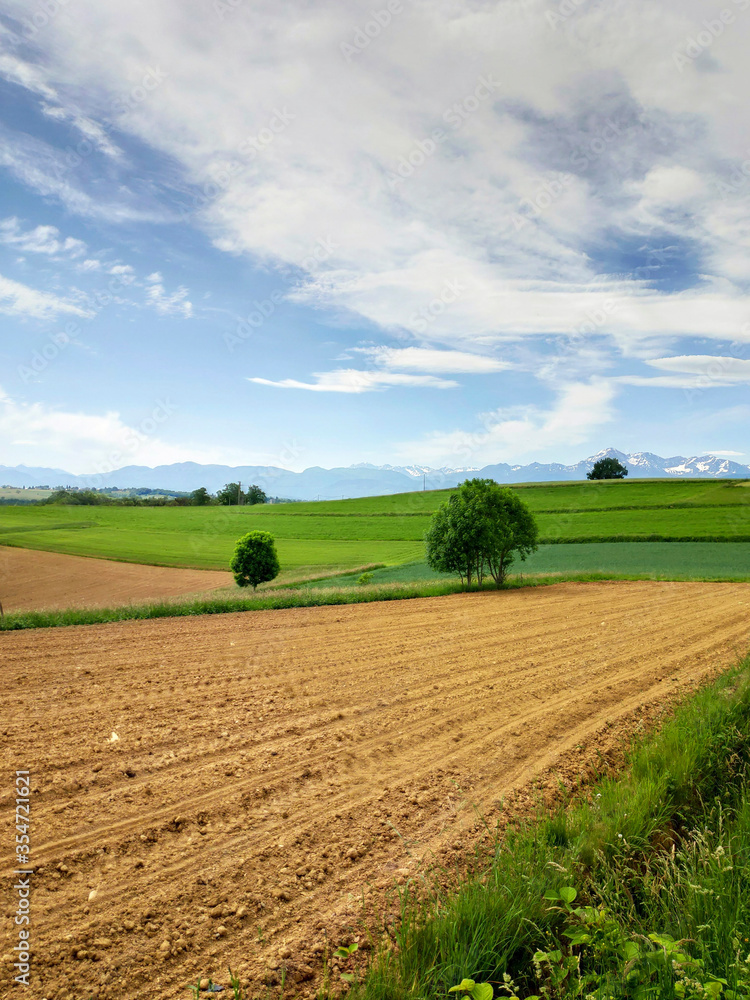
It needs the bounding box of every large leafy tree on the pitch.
[230,530,280,590]
[246,484,267,505]
[425,478,539,588]
[587,457,628,480]
[216,482,245,505]
[189,486,213,505]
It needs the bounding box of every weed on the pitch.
[450,977,494,1000]
[227,966,245,999]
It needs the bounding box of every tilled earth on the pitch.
[0,545,232,613]
[2,581,749,999]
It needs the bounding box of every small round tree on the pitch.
[587,457,628,480]
[230,530,280,590]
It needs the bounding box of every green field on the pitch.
[0,478,748,575]
[306,542,750,588]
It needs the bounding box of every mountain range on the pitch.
[1,449,748,500]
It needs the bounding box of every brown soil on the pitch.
[1,581,749,1000]
[0,545,232,613]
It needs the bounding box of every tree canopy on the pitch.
[246,484,267,505]
[230,530,280,589]
[216,482,245,505]
[216,482,267,505]
[587,457,629,480]
[425,478,539,588]
[190,486,213,505]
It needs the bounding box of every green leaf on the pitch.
[563,930,591,945]
[543,890,561,901]
[558,886,577,904]
[340,973,355,983]
[450,980,476,994]
[471,984,494,1000]
[623,942,640,961]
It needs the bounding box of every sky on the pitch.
[0,0,748,476]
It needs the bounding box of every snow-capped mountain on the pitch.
[1,448,747,500]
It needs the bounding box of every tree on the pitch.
[587,457,629,480]
[246,484,267,505]
[425,478,539,588]
[217,482,245,505]
[230,530,280,590]
[190,486,213,505]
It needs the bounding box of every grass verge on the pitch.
[346,654,750,1000]
[2,570,749,631]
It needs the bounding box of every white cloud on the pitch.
[617,354,750,388]
[351,346,511,374]
[0,217,86,257]
[395,379,618,466]
[248,369,458,393]
[144,273,193,318]
[0,388,242,474]
[0,121,166,224]
[648,355,750,378]
[1,0,748,361]
[41,102,123,160]
[108,263,136,285]
[0,272,92,320]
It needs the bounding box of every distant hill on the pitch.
[1,448,748,500]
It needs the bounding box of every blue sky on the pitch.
[0,0,748,475]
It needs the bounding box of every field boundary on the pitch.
[4,570,750,631]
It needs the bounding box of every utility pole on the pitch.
[423,473,426,491]
[237,481,241,506]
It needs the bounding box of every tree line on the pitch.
[38,482,269,506]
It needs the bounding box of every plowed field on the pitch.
[2,581,749,999]
[0,545,232,613]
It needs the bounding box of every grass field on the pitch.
[0,478,748,574]
[301,542,750,587]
